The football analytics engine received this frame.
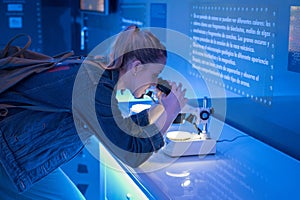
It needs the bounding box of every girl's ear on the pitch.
[129,60,142,75]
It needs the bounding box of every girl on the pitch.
[0,25,187,199]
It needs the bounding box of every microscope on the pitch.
[163,97,216,157]
[145,79,217,157]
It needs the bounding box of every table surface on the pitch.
[119,118,300,200]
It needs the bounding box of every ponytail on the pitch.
[107,25,167,70]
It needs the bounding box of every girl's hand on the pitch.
[159,81,188,122]
[151,81,188,134]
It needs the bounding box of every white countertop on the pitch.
[92,101,300,199]
[121,118,300,199]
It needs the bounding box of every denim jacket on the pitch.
[0,61,164,192]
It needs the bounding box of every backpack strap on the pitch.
[0,34,32,58]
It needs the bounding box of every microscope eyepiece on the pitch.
[157,78,171,95]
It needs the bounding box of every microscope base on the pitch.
[163,137,216,157]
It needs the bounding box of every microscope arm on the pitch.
[179,104,201,125]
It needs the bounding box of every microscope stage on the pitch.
[162,131,216,157]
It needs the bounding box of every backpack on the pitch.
[0,34,75,95]
[0,34,106,117]
[0,34,79,117]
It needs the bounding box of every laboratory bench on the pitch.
[99,117,300,200]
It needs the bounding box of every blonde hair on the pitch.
[107,25,167,70]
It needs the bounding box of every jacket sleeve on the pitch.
[93,82,165,168]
